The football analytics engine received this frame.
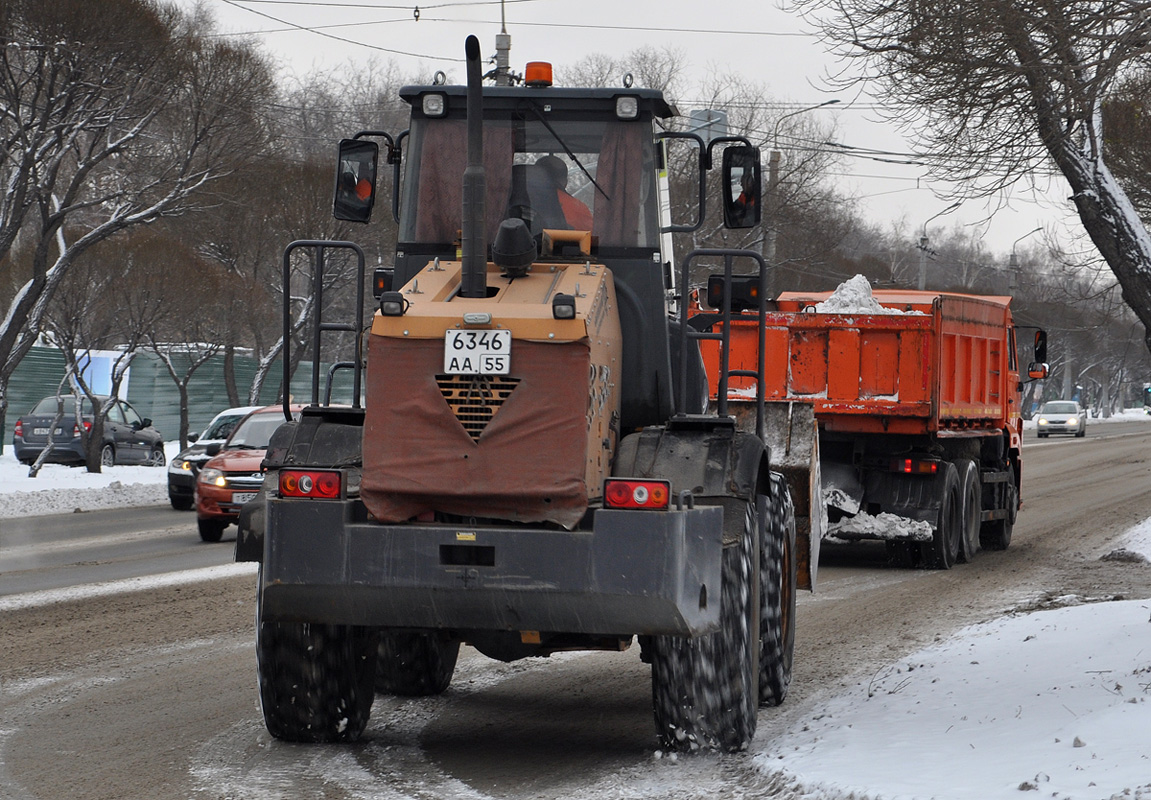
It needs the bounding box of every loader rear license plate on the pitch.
[444,329,511,375]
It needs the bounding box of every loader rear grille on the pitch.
[437,375,521,442]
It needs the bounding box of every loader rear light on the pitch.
[279,469,342,499]
[892,458,938,475]
[604,479,671,510]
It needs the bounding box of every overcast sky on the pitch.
[186,0,1075,259]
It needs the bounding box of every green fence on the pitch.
[3,347,359,448]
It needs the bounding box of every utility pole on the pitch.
[494,0,511,86]
[763,100,838,297]
[764,149,781,297]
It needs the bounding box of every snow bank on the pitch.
[0,443,174,518]
[756,598,1151,800]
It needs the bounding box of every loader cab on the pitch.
[388,83,683,428]
[392,84,672,286]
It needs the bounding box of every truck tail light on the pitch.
[280,470,342,499]
[604,479,671,510]
[891,458,938,475]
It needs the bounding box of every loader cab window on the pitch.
[398,114,660,251]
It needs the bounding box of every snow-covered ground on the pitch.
[2,421,1150,799]
[0,440,179,518]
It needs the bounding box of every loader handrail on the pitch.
[281,240,366,422]
[678,249,769,438]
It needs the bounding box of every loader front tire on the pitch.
[376,631,460,696]
[760,473,796,706]
[256,583,378,742]
[650,493,760,753]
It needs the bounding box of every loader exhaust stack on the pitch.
[460,34,487,299]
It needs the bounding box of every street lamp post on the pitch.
[764,100,839,295]
[916,202,962,290]
[1008,226,1043,292]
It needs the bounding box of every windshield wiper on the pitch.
[522,101,610,201]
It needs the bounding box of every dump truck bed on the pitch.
[705,290,1018,437]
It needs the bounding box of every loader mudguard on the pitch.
[234,407,366,564]
[613,419,768,505]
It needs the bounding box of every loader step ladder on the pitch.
[281,240,366,422]
[678,248,769,438]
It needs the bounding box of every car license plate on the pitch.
[444,329,511,375]
[33,427,50,436]
[231,492,257,504]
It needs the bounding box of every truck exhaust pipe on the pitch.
[460,34,487,298]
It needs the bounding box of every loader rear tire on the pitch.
[923,462,961,570]
[760,473,796,706]
[375,631,459,696]
[955,459,982,564]
[256,582,379,742]
[650,493,760,752]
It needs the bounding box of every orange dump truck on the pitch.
[702,279,1047,569]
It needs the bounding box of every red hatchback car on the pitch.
[195,405,300,542]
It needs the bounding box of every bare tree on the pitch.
[1103,70,1151,222]
[42,233,172,471]
[0,0,274,451]
[793,0,1151,350]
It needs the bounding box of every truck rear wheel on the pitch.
[375,631,460,696]
[954,459,982,563]
[257,591,379,742]
[650,494,760,752]
[980,464,1016,551]
[760,474,796,706]
[923,462,961,570]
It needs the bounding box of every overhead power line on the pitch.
[217,0,465,60]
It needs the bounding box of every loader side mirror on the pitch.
[722,145,761,229]
[333,139,379,223]
[1033,330,1047,363]
[1027,362,1049,381]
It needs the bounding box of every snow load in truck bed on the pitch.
[810,274,926,316]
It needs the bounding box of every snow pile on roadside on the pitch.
[757,598,1151,800]
[0,444,174,518]
[813,274,924,315]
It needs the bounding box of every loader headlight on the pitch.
[552,293,576,320]
[615,96,639,119]
[379,291,408,316]
[422,93,447,117]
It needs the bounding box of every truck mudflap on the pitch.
[260,497,724,637]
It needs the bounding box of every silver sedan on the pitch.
[1036,400,1088,438]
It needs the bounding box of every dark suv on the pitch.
[12,395,165,467]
